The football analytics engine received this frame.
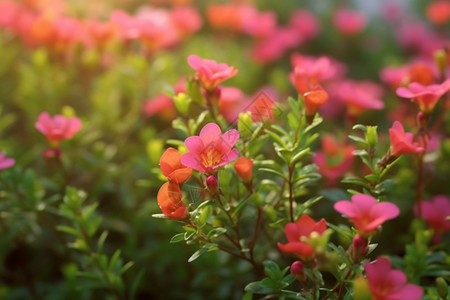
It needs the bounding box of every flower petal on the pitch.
[199,123,222,147]
[181,152,206,172]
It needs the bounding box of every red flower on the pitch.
[277,215,327,260]
[396,79,450,114]
[157,182,188,220]
[388,121,424,157]
[159,148,192,184]
[187,55,238,91]
[426,0,450,26]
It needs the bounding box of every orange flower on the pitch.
[159,148,192,184]
[157,182,188,220]
[303,86,329,117]
[234,156,253,183]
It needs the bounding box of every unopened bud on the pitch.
[435,277,448,299]
[206,175,218,193]
[186,77,206,105]
[290,261,307,282]
[434,49,448,79]
[43,148,62,161]
[173,93,191,116]
[365,126,378,147]
[349,234,369,263]
[234,156,253,184]
[353,276,372,300]
[238,112,253,139]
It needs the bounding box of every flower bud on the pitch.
[435,277,448,299]
[290,261,307,282]
[434,49,448,79]
[173,93,192,116]
[238,112,253,139]
[353,276,372,300]
[43,148,62,161]
[206,175,219,193]
[349,234,369,263]
[186,77,206,105]
[234,156,253,185]
[365,126,378,147]
[303,86,328,123]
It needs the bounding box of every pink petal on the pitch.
[334,201,356,218]
[184,136,204,154]
[199,123,222,147]
[365,257,392,282]
[66,117,82,138]
[370,202,400,220]
[180,152,206,172]
[352,194,377,214]
[221,129,240,151]
[187,54,202,70]
[35,112,53,134]
[385,284,423,300]
[385,270,407,289]
[0,158,15,169]
[396,87,416,98]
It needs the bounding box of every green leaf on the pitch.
[232,194,260,219]
[245,281,277,294]
[348,135,367,145]
[258,168,287,180]
[263,260,282,280]
[57,225,81,237]
[341,177,369,188]
[170,233,186,243]
[265,129,288,148]
[188,243,218,262]
[241,292,253,300]
[290,148,311,165]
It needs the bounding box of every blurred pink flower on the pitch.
[379,66,409,89]
[170,7,202,36]
[181,123,239,173]
[83,20,117,49]
[142,94,176,120]
[365,257,423,300]
[251,28,301,63]
[187,55,238,91]
[0,153,15,170]
[396,79,450,114]
[277,215,327,261]
[333,8,367,35]
[313,135,355,186]
[416,195,450,235]
[334,80,384,116]
[388,121,423,157]
[334,194,399,238]
[242,9,276,38]
[35,112,82,147]
[289,9,320,41]
[218,86,244,122]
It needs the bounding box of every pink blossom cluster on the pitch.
[0,0,202,54]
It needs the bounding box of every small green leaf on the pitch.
[170,233,186,243]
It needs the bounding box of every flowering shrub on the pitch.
[0,0,449,299]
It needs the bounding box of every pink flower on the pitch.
[379,66,409,89]
[333,80,384,116]
[288,9,320,41]
[365,257,423,300]
[277,215,327,260]
[313,135,355,186]
[334,194,400,238]
[35,112,82,147]
[333,8,367,35]
[0,153,15,170]
[396,79,450,114]
[181,123,239,173]
[416,195,450,235]
[251,28,301,63]
[142,94,176,120]
[389,121,424,157]
[187,55,238,91]
[170,7,203,36]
